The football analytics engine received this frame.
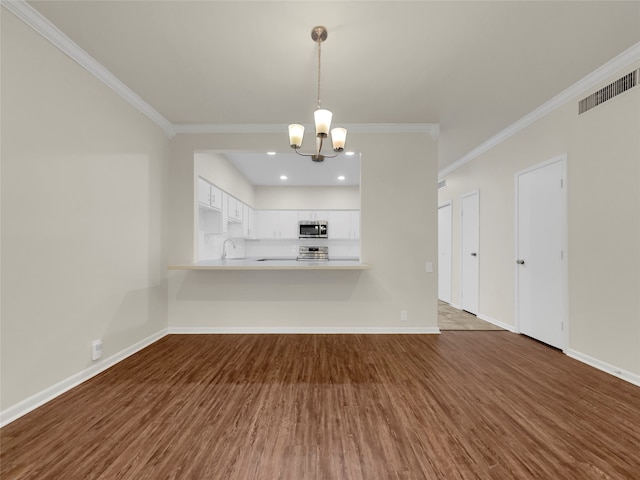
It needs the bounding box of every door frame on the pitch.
[438,200,453,303]
[514,154,569,350]
[459,190,480,315]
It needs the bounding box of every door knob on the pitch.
[470,252,477,257]
[516,259,525,265]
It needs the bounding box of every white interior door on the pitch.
[461,192,479,314]
[516,157,566,349]
[438,202,452,303]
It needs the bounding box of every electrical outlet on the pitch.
[400,310,408,321]
[425,261,433,273]
[91,339,103,361]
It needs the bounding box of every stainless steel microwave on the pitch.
[298,220,328,239]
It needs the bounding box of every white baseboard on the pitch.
[0,329,168,428]
[565,349,640,388]
[168,326,441,334]
[476,313,517,332]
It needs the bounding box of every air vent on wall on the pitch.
[579,69,638,114]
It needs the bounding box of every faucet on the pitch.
[221,238,236,259]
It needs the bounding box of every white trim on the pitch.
[566,349,640,388]
[169,326,440,334]
[0,329,168,428]
[1,0,176,138]
[514,155,569,349]
[439,42,640,178]
[476,313,517,333]
[437,200,453,304]
[173,123,439,137]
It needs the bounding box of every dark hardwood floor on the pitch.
[2,333,639,479]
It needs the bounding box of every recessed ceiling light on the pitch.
[267,152,276,156]
[345,151,355,156]
[280,175,288,180]
[337,175,346,181]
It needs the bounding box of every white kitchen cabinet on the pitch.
[298,210,328,221]
[257,210,278,239]
[220,192,229,233]
[198,177,223,211]
[249,208,258,239]
[279,210,298,239]
[257,210,298,239]
[197,178,209,205]
[242,204,258,239]
[227,196,243,223]
[351,211,360,239]
[328,210,360,239]
[242,204,250,238]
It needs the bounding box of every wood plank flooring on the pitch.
[2,333,639,479]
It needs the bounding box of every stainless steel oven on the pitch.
[298,220,328,239]
[297,245,329,261]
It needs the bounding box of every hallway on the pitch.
[438,301,504,331]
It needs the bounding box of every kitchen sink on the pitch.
[256,258,296,261]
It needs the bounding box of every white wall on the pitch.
[255,186,360,210]
[1,12,169,413]
[168,132,439,331]
[439,60,640,378]
[195,151,255,207]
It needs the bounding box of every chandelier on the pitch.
[288,26,347,162]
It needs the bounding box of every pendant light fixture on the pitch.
[288,26,347,162]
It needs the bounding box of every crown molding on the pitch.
[5,0,439,143]
[439,41,640,178]
[174,123,439,137]
[2,0,176,138]
[173,124,287,135]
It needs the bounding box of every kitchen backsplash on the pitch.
[199,235,359,260]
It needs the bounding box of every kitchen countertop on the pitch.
[168,257,370,271]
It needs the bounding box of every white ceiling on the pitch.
[223,151,361,186]
[23,1,640,175]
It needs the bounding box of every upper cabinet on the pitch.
[256,209,359,240]
[227,195,244,223]
[242,204,258,239]
[198,177,223,211]
[298,210,328,221]
[328,210,360,239]
[198,176,359,242]
[257,210,298,239]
